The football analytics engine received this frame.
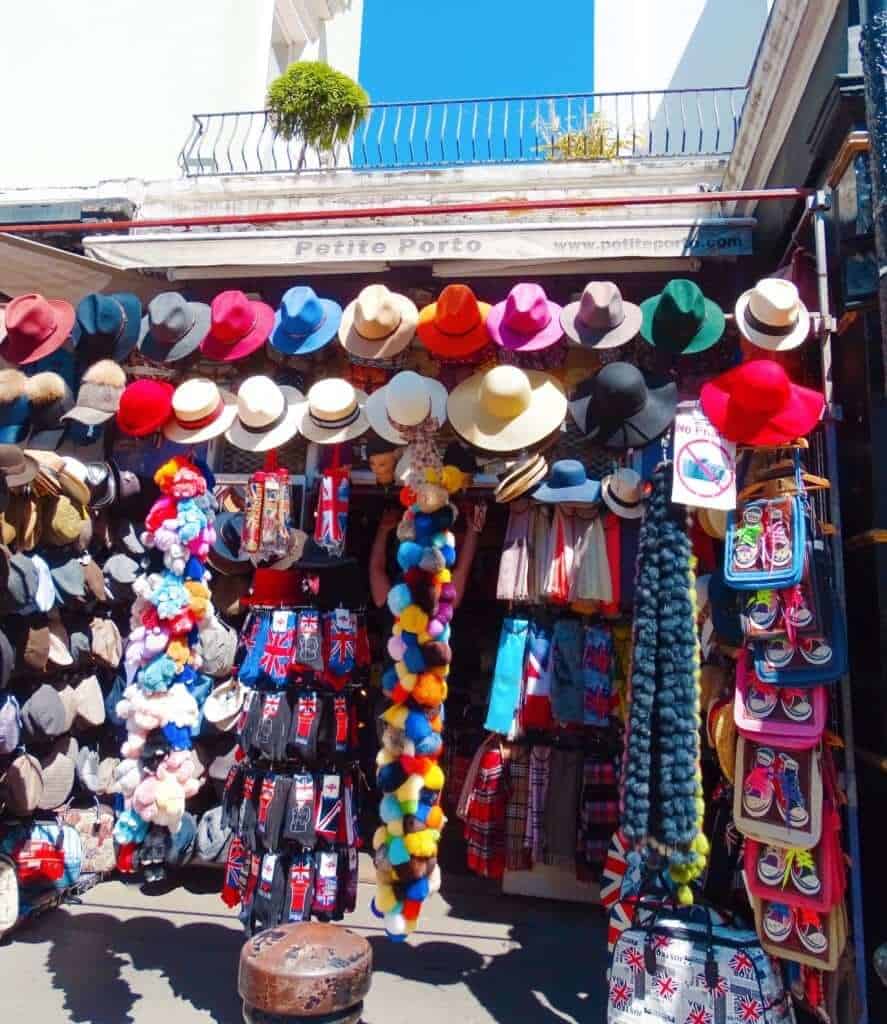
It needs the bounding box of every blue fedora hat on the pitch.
[532,459,601,504]
[269,286,342,356]
[76,293,142,361]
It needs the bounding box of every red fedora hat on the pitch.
[200,290,275,362]
[242,567,305,608]
[700,360,824,445]
[417,284,492,360]
[0,293,76,366]
[116,379,175,437]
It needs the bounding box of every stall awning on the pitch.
[84,218,755,277]
[0,234,161,303]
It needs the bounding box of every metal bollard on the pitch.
[238,922,372,1024]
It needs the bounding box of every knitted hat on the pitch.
[0,753,43,815]
[90,618,123,669]
[116,379,175,437]
[74,674,106,730]
[47,615,73,669]
[52,682,77,732]
[20,622,51,672]
[38,738,76,810]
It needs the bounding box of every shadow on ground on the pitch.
[2,869,607,1024]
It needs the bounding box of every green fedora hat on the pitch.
[639,279,725,355]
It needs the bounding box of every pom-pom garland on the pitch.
[113,458,217,862]
[375,447,465,940]
[620,462,707,903]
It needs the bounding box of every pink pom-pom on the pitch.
[387,636,407,661]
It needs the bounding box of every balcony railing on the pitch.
[178,86,747,177]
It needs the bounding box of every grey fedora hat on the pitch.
[138,292,211,364]
[560,281,642,350]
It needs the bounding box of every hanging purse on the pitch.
[751,893,847,971]
[733,653,827,745]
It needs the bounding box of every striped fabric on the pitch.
[504,747,532,871]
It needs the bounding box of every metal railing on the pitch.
[178,86,747,177]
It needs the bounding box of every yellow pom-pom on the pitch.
[375,867,394,886]
[692,833,710,857]
[676,884,694,906]
[373,826,388,851]
[399,672,418,693]
[404,830,438,858]
[440,466,463,494]
[395,661,410,680]
[424,763,444,791]
[424,467,441,485]
[376,884,398,913]
[417,632,432,645]
[393,623,403,637]
[387,818,404,838]
[426,806,445,831]
[396,775,424,805]
[436,568,452,584]
[382,705,409,729]
[400,606,429,635]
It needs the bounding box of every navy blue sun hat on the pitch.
[532,459,601,504]
[269,286,342,356]
[76,293,143,362]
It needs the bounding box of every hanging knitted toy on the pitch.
[113,457,217,873]
[371,415,463,940]
[620,462,708,905]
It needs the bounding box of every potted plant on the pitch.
[267,61,368,161]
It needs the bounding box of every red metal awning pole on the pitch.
[0,188,813,235]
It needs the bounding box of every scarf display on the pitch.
[112,457,216,874]
[372,425,465,941]
[620,461,708,904]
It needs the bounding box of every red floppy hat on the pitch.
[417,284,492,360]
[0,293,76,365]
[116,379,175,437]
[700,360,824,445]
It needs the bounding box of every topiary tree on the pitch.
[267,61,369,153]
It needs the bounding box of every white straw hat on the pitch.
[446,365,566,453]
[734,278,811,352]
[225,375,304,452]
[365,370,448,445]
[601,467,645,519]
[339,284,418,362]
[163,378,237,444]
[295,378,368,445]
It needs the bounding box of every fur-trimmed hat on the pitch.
[63,360,127,426]
[0,369,31,445]
[26,372,75,450]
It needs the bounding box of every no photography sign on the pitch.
[672,408,736,510]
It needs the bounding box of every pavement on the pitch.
[0,860,609,1024]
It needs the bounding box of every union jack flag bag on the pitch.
[313,467,350,557]
[608,903,795,1024]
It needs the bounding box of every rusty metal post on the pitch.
[238,923,372,1024]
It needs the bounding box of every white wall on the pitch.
[0,0,363,189]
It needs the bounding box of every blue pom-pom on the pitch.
[397,542,424,571]
[404,710,432,742]
[405,877,430,901]
[389,837,410,865]
[414,513,434,538]
[415,733,443,756]
[382,667,398,694]
[380,794,402,822]
[378,763,407,793]
[431,531,446,549]
[404,646,426,673]
[412,802,430,823]
[442,544,456,567]
[432,507,455,531]
[387,583,412,616]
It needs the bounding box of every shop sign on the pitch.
[86,220,753,269]
[671,407,736,510]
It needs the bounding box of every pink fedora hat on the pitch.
[200,290,275,362]
[0,294,76,366]
[486,283,563,353]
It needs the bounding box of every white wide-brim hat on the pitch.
[163,379,238,445]
[203,678,246,732]
[225,376,304,452]
[294,378,369,445]
[446,365,566,454]
[601,468,645,519]
[365,371,448,445]
[734,278,811,352]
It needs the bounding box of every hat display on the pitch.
[200,290,275,362]
[295,378,368,445]
[494,453,548,504]
[700,361,824,446]
[601,468,646,519]
[0,753,43,816]
[0,370,31,444]
[560,282,641,350]
[0,293,76,366]
[270,286,342,356]
[75,292,142,362]
[139,291,211,364]
[447,365,567,453]
[62,360,126,426]
[569,362,677,450]
[25,372,74,449]
[225,376,303,452]
[0,445,37,488]
[163,378,238,445]
[116,379,175,437]
[639,279,725,356]
[365,371,448,445]
[532,460,601,504]
[203,678,246,732]
[486,283,563,353]
[417,284,492,360]
[339,284,418,362]
[735,278,811,352]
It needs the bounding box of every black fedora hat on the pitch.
[208,513,252,577]
[569,362,677,450]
